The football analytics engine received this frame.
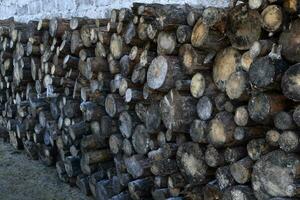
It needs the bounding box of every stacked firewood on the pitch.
[0,1,300,200]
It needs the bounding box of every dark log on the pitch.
[179,44,209,75]
[203,180,223,200]
[23,140,39,160]
[196,96,214,121]
[81,134,104,152]
[151,188,170,200]
[118,111,138,138]
[49,18,69,37]
[124,154,151,178]
[224,146,247,164]
[81,149,112,165]
[109,133,123,154]
[248,93,288,124]
[68,121,88,141]
[71,30,84,55]
[105,93,127,118]
[281,63,300,101]
[70,17,95,30]
[278,131,300,152]
[187,8,203,26]
[176,25,192,44]
[274,111,295,130]
[176,142,208,184]
[293,105,300,127]
[81,101,106,121]
[252,150,300,199]
[123,138,134,156]
[160,89,197,132]
[230,157,253,184]
[132,124,152,155]
[226,6,261,50]
[247,138,271,160]
[205,145,225,167]
[128,177,154,200]
[234,126,266,143]
[151,158,178,176]
[223,185,255,200]
[189,119,207,144]
[216,165,236,190]
[64,155,81,177]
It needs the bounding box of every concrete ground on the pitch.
[0,140,92,200]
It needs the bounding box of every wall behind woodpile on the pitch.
[0,0,230,22]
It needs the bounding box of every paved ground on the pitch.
[0,140,92,200]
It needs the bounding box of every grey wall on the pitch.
[0,0,230,22]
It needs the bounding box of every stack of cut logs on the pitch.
[0,0,300,199]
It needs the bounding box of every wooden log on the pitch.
[110,33,130,59]
[178,44,209,75]
[252,150,300,199]
[265,129,280,147]
[279,19,300,63]
[189,119,207,144]
[278,131,300,153]
[187,8,203,26]
[160,89,197,132]
[190,72,218,98]
[248,93,288,124]
[68,121,88,141]
[223,185,255,200]
[230,157,253,184]
[151,158,178,176]
[64,156,81,177]
[213,47,240,92]
[203,180,223,200]
[293,105,300,127]
[176,142,208,184]
[207,111,236,147]
[216,165,236,190]
[191,18,228,51]
[157,31,177,55]
[234,126,266,143]
[225,70,250,100]
[274,111,295,130]
[132,124,151,155]
[234,106,249,127]
[224,146,247,164]
[128,177,154,200]
[281,63,300,101]
[105,93,127,118]
[261,5,283,33]
[176,25,192,44]
[49,18,69,37]
[196,96,214,121]
[205,145,225,167]
[226,5,261,50]
[147,56,185,91]
[247,138,271,160]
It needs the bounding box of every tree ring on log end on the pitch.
[147,56,168,89]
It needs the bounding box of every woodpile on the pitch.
[0,1,300,200]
